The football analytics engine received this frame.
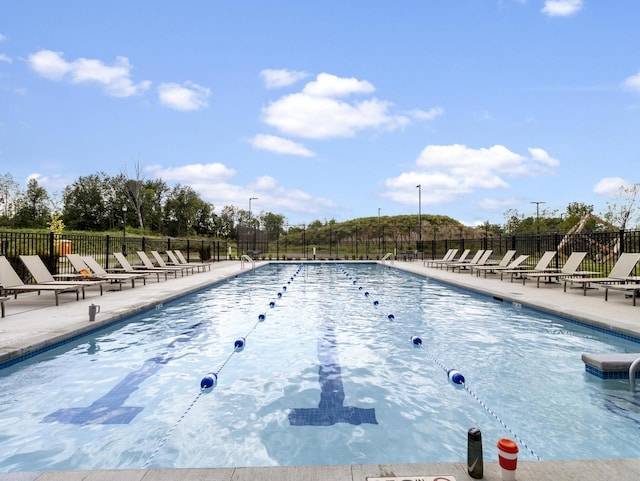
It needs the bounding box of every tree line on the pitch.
[1,169,638,239]
[0,170,284,239]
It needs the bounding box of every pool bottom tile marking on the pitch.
[43,321,209,425]
[289,313,377,426]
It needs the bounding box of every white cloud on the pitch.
[260,69,309,89]
[27,50,151,97]
[261,72,440,140]
[249,134,315,157]
[0,34,6,41]
[0,53,11,63]
[381,144,560,205]
[145,163,334,216]
[622,70,640,93]
[542,0,583,17]
[157,81,210,111]
[145,162,236,182]
[302,73,375,98]
[593,177,632,196]
[408,107,445,121]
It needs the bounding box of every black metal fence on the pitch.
[1,228,639,281]
[0,231,229,280]
[236,227,640,276]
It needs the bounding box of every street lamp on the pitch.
[249,197,257,252]
[530,201,546,234]
[121,204,127,256]
[377,207,381,256]
[416,184,422,258]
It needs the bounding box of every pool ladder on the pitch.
[630,357,640,391]
[241,254,255,271]
[381,253,395,265]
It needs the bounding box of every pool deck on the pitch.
[1,258,639,481]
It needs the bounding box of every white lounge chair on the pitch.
[67,254,149,289]
[150,251,193,276]
[113,252,169,282]
[425,249,457,268]
[500,251,557,282]
[467,250,514,276]
[135,251,181,277]
[0,255,81,306]
[19,254,107,297]
[1,295,9,317]
[562,252,640,296]
[523,252,587,287]
[449,250,494,273]
[172,250,211,271]
[429,249,470,269]
[473,254,529,278]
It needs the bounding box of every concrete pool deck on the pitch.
[1,258,639,480]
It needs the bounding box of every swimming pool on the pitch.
[1,262,639,471]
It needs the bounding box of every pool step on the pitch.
[582,353,640,379]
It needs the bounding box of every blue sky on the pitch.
[1,0,639,226]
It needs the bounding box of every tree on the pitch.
[14,178,51,228]
[601,183,640,230]
[139,179,169,233]
[260,211,286,239]
[0,172,21,225]
[163,184,211,237]
[216,205,239,239]
[62,172,113,230]
[503,209,524,234]
[121,161,147,229]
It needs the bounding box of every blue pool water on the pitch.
[1,262,640,471]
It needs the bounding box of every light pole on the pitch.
[416,184,422,259]
[121,205,127,256]
[249,197,257,252]
[530,201,546,235]
[377,207,381,257]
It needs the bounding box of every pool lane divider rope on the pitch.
[142,264,304,468]
[336,263,541,461]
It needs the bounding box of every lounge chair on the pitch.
[425,249,457,268]
[19,255,107,297]
[150,251,193,276]
[429,249,470,269]
[136,251,181,277]
[473,254,529,278]
[172,250,211,271]
[522,252,587,287]
[1,295,8,317]
[604,283,640,306]
[0,255,81,306]
[500,251,557,282]
[562,252,640,296]
[448,250,493,273]
[467,250,515,276]
[113,252,169,282]
[67,254,148,289]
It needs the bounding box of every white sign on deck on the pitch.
[367,477,456,481]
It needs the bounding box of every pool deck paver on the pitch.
[1,259,639,481]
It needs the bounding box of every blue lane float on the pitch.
[269,301,276,308]
[411,335,422,346]
[447,369,465,385]
[387,314,395,320]
[200,372,218,389]
[234,337,246,350]
[258,313,266,321]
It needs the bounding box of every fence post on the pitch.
[49,231,55,260]
[105,235,111,270]
[620,229,625,254]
